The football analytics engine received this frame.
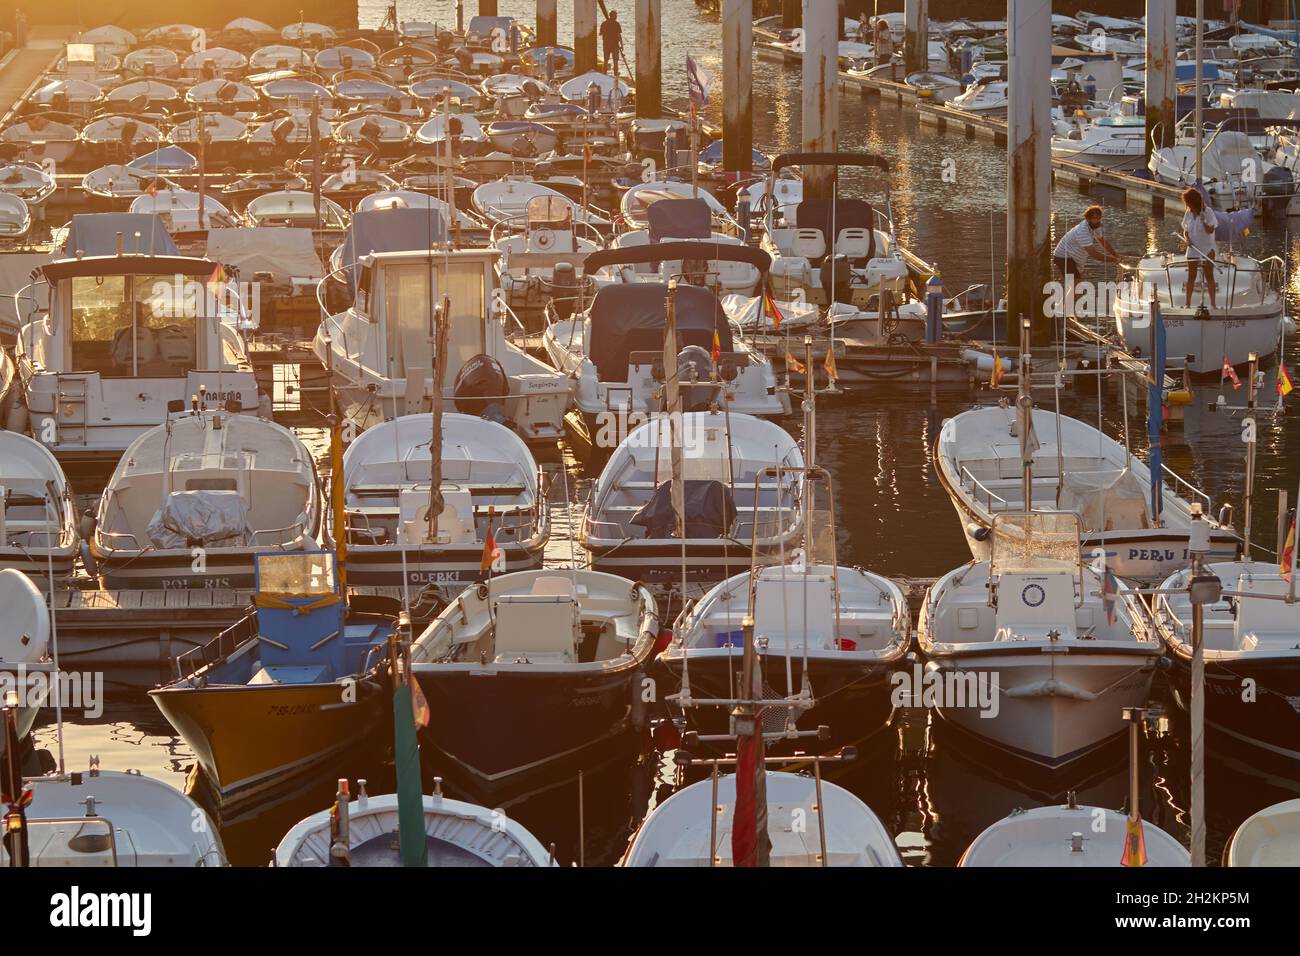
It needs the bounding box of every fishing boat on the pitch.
[411,569,658,788]
[1225,799,1300,865]
[275,778,557,866]
[326,412,547,590]
[1113,254,1285,374]
[543,243,788,462]
[91,409,320,590]
[150,550,396,806]
[919,510,1163,768]
[0,432,79,579]
[0,569,55,757]
[580,410,805,583]
[622,771,903,866]
[493,193,602,311]
[1152,560,1300,776]
[314,247,573,443]
[0,760,227,866]
[960,800,1189,866]
[15,246,263,475]
[760,153,922,308]
[935,405,1239,582]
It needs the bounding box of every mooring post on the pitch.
[537,0,558,47]
[479,0,499,16]
[781,0,801,29]
[636,0,662,118]
[925,273,943,345]
[1145,0,1176,157]
[800,0,838,198]
[904,0,929,74]
[723,0,753,175]
[1006,0,1052,347]
[574,0,598,75]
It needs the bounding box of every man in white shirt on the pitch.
[1180,187,1218,307]
[1053,205,1125,284]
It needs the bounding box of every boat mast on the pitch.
[1017,314,1034,512]
[427,293,450,542]
[1194,0,1203,184]
[1243,352,1258,556]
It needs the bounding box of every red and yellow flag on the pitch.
[1222,357,1241,390]
[409,667,430,729]
[991,353,1005,387]
[1281,518,1296,582]
[711,329,722,363]
[1278,365,1294,399]
[206,263,226,299]
[480,526,499,576]
[823,344,838,382]
[763,290,784,333]
[1120,815,1148,867]
[785,350,806,374]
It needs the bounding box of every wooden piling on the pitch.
[636,0,662,118]
[574,0,598,75]
[722,0,753,173]
[800,0,838,197]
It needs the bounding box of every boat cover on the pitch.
[147,490,250,549]
[794,198,876,264]
[1056,467,1150,533]
[646,198,712,243]
[587,283,730,381]
[337,208,446,294]
[206,227,324,286]
[62,213,179,257]
[631,479,737,539]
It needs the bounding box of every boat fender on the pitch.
[968,523,990,542]
[79,512,99,578]
[78,509,96,541]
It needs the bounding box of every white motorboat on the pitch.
[1152,561,1300,775]
[1113,254,1285,374]
[275,780,556,866]
[935,405,1239,583]
[314,247,572,442]
[0,115,81,165]
[415,113,489,155]
[184,79,260,111]
[325,412,547,591]
[90,409,320,589]
[1149,129,1276,208]
[0,761,227,866]
[333,113,415,155]
[81,164,173,204]
[411,569,658,786]
[622,771,903,866]
[948,78,1009,114]
[961,802,1189,866]
[472,178,611,231]
[0,432,79,579]
[129,189,237,238]
[0,161,57,219]
[1051,115,1146,169]
[760,153,918,308]
[558,70,629,109]
[493,193,602,311]
[581,410,804,583]
[169,113,249,163]
[0,569,55,756]
[243,190,350,231]
[246,110,334,160]
[1226,799,1300,866]
[16,249,262,474]
[0,194,30,242]
[543,243,788,462]
[919,512,1164,768]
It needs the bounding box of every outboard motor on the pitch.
[453,354,516,429]
[820,254,855,306]
[676,344,722,412]
[1261,165,1293,224]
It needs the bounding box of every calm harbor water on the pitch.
[31,0,1300,865]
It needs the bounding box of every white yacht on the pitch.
[314,248,572,443]
[0,432,79,580]
[1051,115,1146,169]
[948,78,1009,114]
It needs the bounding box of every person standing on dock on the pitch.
[600,10,624,75]
[1180,187,1218,308]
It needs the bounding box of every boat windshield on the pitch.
[989,511,1082,575]
[69,273,197,378]
[256,551,337,596]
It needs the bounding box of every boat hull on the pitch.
[584,535,799,584]
[1115,307,1282,374]
[339,539,547,590]
[97,543,314,591]
[926,651,1159,768]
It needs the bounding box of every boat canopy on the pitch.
[646,198,712,243]
[62,213,180,257]
[337,208,447,294]
[771,151,890,175]
[206,228,324,286]
[587,283,731,381]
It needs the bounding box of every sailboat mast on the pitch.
[1194,0,1203,184]
[664,280,685,540]
[427,294,450,541]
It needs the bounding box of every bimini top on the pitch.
[646,198,712,243]
[588,283,731,381]
[39,253,215,283]
[62,213,179,258]
[336,207,448,293]
[771,151,890,174]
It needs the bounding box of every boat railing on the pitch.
[248,517,309,546]
[489,209,606,248]
[24,816,119,865]
[1160,463,1212,510]
[959,465,1010,511]
[1142,253,1274,309]
[174,609,259,680]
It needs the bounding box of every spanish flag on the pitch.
[1278,365,1294,399]
[711,329,722,363]
[763,290,784,333]
[991,353,1005,387]
[823,344,839,382]
[409,664,430,729]
[480,526,499,577]
[206,263,226,299]
[786,350,806,374]
[1222,357,1241,390]
[1281,517,1295,582]
[1120,814,1148,867]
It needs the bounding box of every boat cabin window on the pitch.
[69,274,197,378]
[256,551,337,596]
[382,259,489,378]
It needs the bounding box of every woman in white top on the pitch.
[1181,187,1218,307]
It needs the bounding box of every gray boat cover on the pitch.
[646,198,713,243]
[337,208,447,295]
[588,283,730,381]
[147,490,250,549]
[632,479,736,539]
[63,213,179,257]
[206,227,323,285]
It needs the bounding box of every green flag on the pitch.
[393,682,427,867]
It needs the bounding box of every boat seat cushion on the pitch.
[790,228,826,263]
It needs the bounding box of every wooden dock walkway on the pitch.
[0,27,76,125]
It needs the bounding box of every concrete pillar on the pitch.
[1145,0,1176,155]
[537,0,557,46]
[904,0,929,74]
[1006,0,1053,347]
[723,0,752,172]
[636,0,662,118]
[782,0,801,29]
[574,0,597,75]
[479,0,498,16]
[801,0,838,197]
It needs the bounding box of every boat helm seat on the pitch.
[993,571,1078,642]
[111,324,157,366]
[835,227,872,263]
[790,228,826,263]
[492,593,580,663]
[1232,574,1300,651]
[397,487,476,545]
